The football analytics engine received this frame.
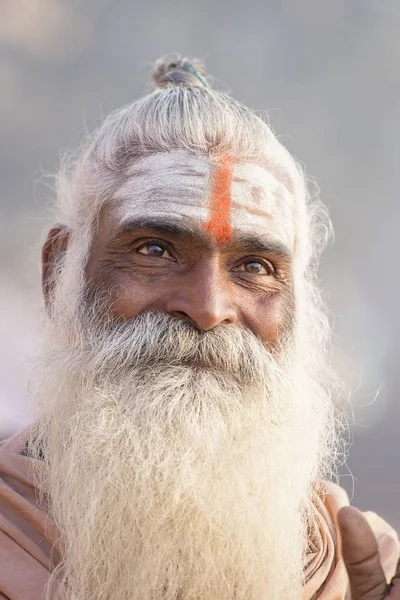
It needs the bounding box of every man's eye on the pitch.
[137,243,172,258]
[239,260,275,275]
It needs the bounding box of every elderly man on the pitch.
[0,56,398,600]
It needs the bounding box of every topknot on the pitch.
[151,54,210,90]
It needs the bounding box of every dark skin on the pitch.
[84,206,294,345]
[42,210,400,598]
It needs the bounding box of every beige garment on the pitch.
[0,429,398,600]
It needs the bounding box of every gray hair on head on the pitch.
[151,54,210,89]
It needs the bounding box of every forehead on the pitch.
[112,150,296,248]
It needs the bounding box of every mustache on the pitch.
[75,310,288,385]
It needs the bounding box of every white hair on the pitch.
[30,55,346,599]
[29,308,339,600]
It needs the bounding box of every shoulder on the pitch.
[0,428,57,598]
[0,429,44,597]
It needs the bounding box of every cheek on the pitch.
[109,275,165,320]
[247,291,295,348]
[109,286,147,319]
[87,265,160,320]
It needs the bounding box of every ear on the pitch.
[42,225,70,311]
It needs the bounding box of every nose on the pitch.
[165,260,238,331]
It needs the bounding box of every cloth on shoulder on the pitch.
[0,429,398,600]
[0,429,60,600]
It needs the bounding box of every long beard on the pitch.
[28,311,337,600]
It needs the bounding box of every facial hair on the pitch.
[28,310,338,600]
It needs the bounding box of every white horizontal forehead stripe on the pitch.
[233,163,280,187]
[114,151,210,222]
[113,152,295,247]
[230,163,295,243]
[122,150,211,179]
[231,163,292,211]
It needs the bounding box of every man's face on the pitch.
[86,150,296,348]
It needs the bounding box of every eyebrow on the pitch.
[111,216,292,260]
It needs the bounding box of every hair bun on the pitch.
[151,54,209,89]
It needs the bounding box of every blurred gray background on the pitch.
[0,0,399,528]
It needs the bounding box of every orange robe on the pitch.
[0,429,398,599]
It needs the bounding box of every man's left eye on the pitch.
[137,243,172,258]
[238,260,275,275]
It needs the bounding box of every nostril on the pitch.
[171,310,189,320]
[170,311,197,326]
[169,310,199,330]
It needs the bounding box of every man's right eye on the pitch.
[136,242,172,258]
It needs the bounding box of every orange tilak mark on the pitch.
[203,156,233,244]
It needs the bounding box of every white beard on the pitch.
[28,311,338,600]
